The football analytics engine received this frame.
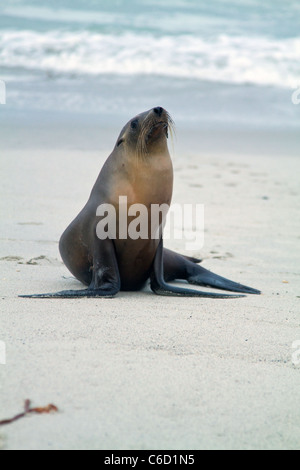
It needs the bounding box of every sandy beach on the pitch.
[0,109,299,450]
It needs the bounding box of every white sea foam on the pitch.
[0,29,299,88]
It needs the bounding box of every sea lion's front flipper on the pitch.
[19,288,117,299]
[20,239,121,299]
[151,240,245,298]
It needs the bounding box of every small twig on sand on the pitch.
[0,399,58,426]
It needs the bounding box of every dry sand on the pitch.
[0,126,300,450]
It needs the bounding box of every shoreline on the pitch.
[1,106,299,158]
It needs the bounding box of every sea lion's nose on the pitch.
[153,106,163,117]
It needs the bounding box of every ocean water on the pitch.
[0,0,300,129]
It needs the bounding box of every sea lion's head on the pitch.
[115,107,174,160]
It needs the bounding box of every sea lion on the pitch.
[21,107,260,298]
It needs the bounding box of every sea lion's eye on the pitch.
[131,119,138,129]
[117,138,124,147]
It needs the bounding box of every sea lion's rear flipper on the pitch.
[162,247,260,296]
[20,239,121,299]
[187,264,261,295]
[151,240,246,298]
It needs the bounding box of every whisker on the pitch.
[135,111,175,161]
